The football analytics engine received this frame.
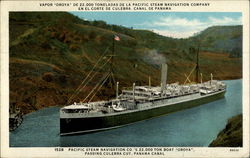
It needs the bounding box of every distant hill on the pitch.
[9,12,242,114]
[190,25,242,58]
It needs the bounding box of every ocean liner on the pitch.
[60,62,226,135]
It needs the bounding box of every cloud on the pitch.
[152,29,198,39]
[208,16,242,25]
[153,17,205,27]
[140,16,242,38]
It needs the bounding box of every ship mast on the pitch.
[66,34,121,103]
[195,36,201,83]
[184,35,201,84]
[196,42,200,83]
[107,34,119,88]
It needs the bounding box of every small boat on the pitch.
[112,101,126,112]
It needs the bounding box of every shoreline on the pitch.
[209,114,243,147]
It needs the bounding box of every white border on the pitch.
[1,0,249,157]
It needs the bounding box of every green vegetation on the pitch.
[209,114,242,147]
[191,25,242,58]
[9,12,242,114]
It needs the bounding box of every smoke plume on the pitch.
[143,49,167,67]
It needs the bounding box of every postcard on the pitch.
[1,0,249,157]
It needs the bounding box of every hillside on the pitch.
[209,114,242,147]
[190,25,242,58]
[9,12,242,114]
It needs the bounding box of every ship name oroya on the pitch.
[60,61,226,135]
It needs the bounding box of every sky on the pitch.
[71,12,242,38]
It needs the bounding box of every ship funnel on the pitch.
[161,63,168,92]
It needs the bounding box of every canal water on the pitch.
[10,79,242,147]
